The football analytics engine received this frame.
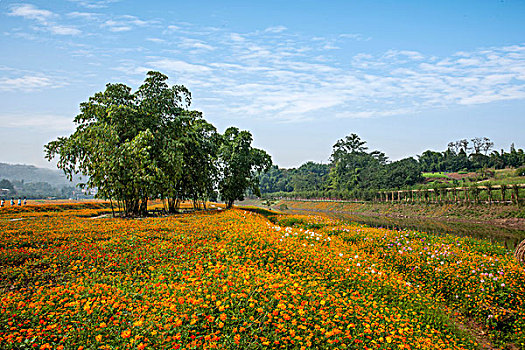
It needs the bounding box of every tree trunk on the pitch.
[168,198,181,213]
[139,197,148,216]
[109,198,115,218]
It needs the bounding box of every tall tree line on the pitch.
[419,138,525,172]
[45,72,271,216]
[260,134,525,198]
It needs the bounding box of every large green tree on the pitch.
[218,127,272,208]
[291,162,330,192]
[329,134,387,191]
[258,165,293,194]
[172,113,220,211]
[45,71,204,216]
[382,158,423,189]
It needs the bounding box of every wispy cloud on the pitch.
[48,24,82,35]
[102,15,153,32]
[8,3,54,21]
[10,5,522,124]
[68,0,120,9]
[230,33,245,42]
[146,37,165,44]
[339,33,371,41]
[264,25,287,33]
[179,38,215,51]
[147,58,212,74]
[0,113,74,131]
[67,11,99,20]
[8,4,81,36]
[111,23,525,123]
[0,75,55,92]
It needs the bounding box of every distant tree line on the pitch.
[260,134,525,200]
[0,179,78,199]
[419,138,525,172]
[45,72,271,216]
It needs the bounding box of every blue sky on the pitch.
[1,0,524,169]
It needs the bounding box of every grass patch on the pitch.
[423,172,449,178]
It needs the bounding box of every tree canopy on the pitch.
[219,127,272,208]
[45,71,272,216]
[259,134,524,200]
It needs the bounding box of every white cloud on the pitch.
[120,15,149,26]
[104,20,131,32]
[8,4,81,36]
[68,0,120,9]
[230,33,245,42]
[145,38,164,44]
[339,33,371,41]
[48,25,82,36]
[179,38,215,51]
[97,25,525,123]
[8,4,54,21]
[0,75,55,91]
[264,25,287,33]
[67,11,99,20]
[103,15,153,32]
[385,50,425,61]
[147,59,211,74]
[0,113,74,131]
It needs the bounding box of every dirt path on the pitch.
[450,312,518,350]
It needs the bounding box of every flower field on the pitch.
[1,204,524,349]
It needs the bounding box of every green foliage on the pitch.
[422,172,449,178]
[516,167,525,176]
[258,165,293,193]
[10,181,77,199]
[218,127,272,208]
[259,134,525,201]
[291,162,330,192]
[237,206,281,217]
[383,157,423,188]
[329,134,422,192]
[419,139,525,173]
[45,72,272,216]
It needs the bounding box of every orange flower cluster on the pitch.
[0,201,113,219]
[0,203,520,349]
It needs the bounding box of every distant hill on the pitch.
[0,162,82,187]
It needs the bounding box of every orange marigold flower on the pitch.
[121,329,132,339]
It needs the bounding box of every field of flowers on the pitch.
[1,203,524,349]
